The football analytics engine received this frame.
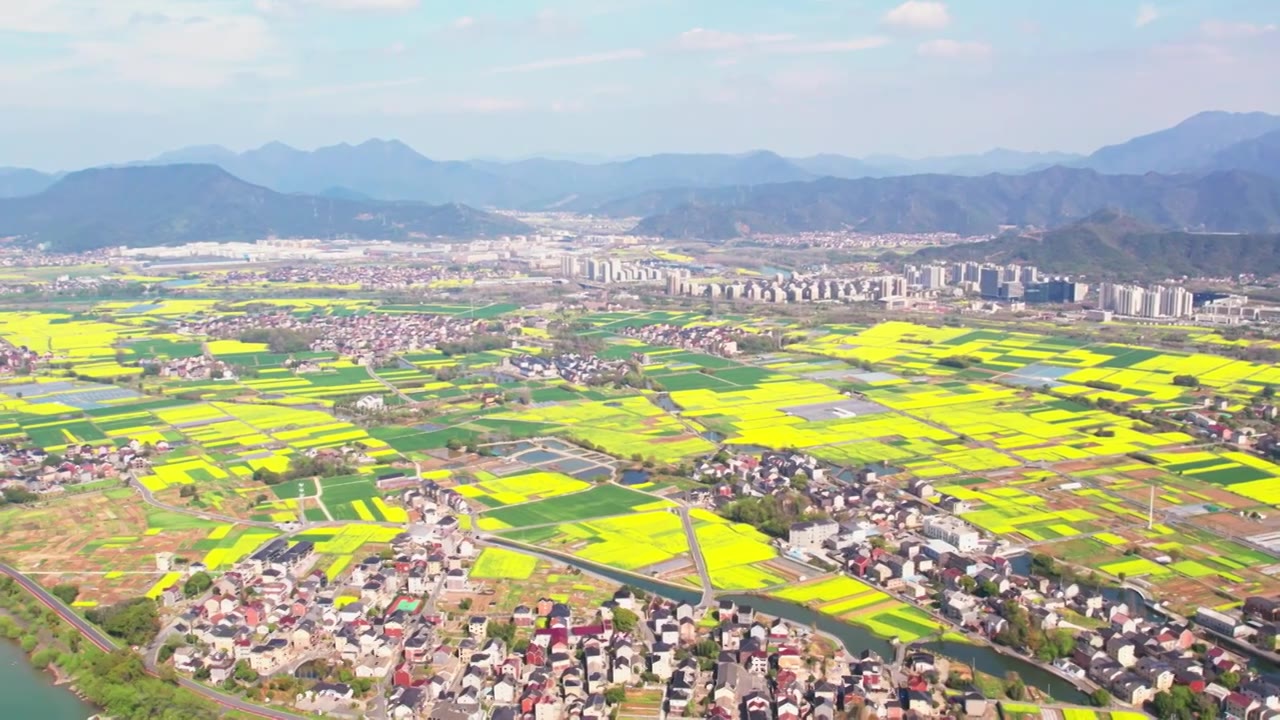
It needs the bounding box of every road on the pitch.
[677,507,715,608]
[366,366,414,404]
[0,562,307,720]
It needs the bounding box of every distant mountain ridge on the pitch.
[909,209,1280,278]
[0,164,531,251]
[624,167,1280,238]
[1081,111,1280,174]
[1,109,1279,218]
[0,168,61,198]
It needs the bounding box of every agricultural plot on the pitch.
[293,524,405,554]
[197,527,282,569]
[483,395,715,462]
[454,470,590,508]
[689,509,783,590]
[1144,450,1280,504]
[470,547,540,580]
[479,485,668,529]
[0,492,223,604]
[770,574,942,642]
[790,320,1280,406]
[501,511,692,572]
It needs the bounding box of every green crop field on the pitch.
[481,485,667,527]
[470,547,539,579]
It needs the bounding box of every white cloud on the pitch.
[452,16,476,30]
[0,0,235,34]
[258,0,418,12]
[70,14,282,88]
[776,37,891,54]
[883,1,950,32]
[489,49,645,74]
[917,38,992,59]
[677,28,794,51]
[676,29,889,57]
[1135,3,1160,28]
[1200,19,1277,39]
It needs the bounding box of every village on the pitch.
[173,311,507,366]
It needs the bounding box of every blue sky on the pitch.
[1,0,1278,170]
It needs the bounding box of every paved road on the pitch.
[0,562,307,720]
[677,507,715,608]
[366,366,414,404]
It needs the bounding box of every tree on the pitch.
[179,485,198,498]
[86,597,160,646]
[1089,688,1111,707]
[183,572,213,598]
[487,621,517,645]
[458,598,473,611]
[612,608,639,633]
[51,583,80,605]
[1218,670,1240,690]
[1172,374,1200,388]
[1,487,38,504]
[1003,673,1026,701]
[605,686,627,705]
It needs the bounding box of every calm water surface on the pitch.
[0,639,97,719]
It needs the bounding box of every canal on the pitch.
[491,539,1089,704]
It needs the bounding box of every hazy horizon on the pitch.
[1,0,1278,171]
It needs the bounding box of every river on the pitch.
[0,639,97,719]
[490,539,1089,704]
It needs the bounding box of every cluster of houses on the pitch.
[140,355,237,381]
[0,437,161,494]
[162,490,475,715]
[174,312,502,366]
[693,451,826,494]
[0,340,48,375]
[206,264,502,290]
[498,353,631,386]
[685,448,1280,717]
[617,323,742,357]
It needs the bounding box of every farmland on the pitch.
[478,485,669,530]
[771,575,943,642]
[5,295,1280,644]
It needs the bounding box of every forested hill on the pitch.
[0,164,531,251]
[910,210,1280,278]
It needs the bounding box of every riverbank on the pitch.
[0,636,98,719]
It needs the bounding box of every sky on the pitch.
[1,0,1278,170]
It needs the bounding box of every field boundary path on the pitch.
[0,562,307,720]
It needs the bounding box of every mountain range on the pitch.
[0,165,530,252]
[625,167,1280,238]
[909,209,1280,278]
[5,111,1278,212]
[2,110,1279,248]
